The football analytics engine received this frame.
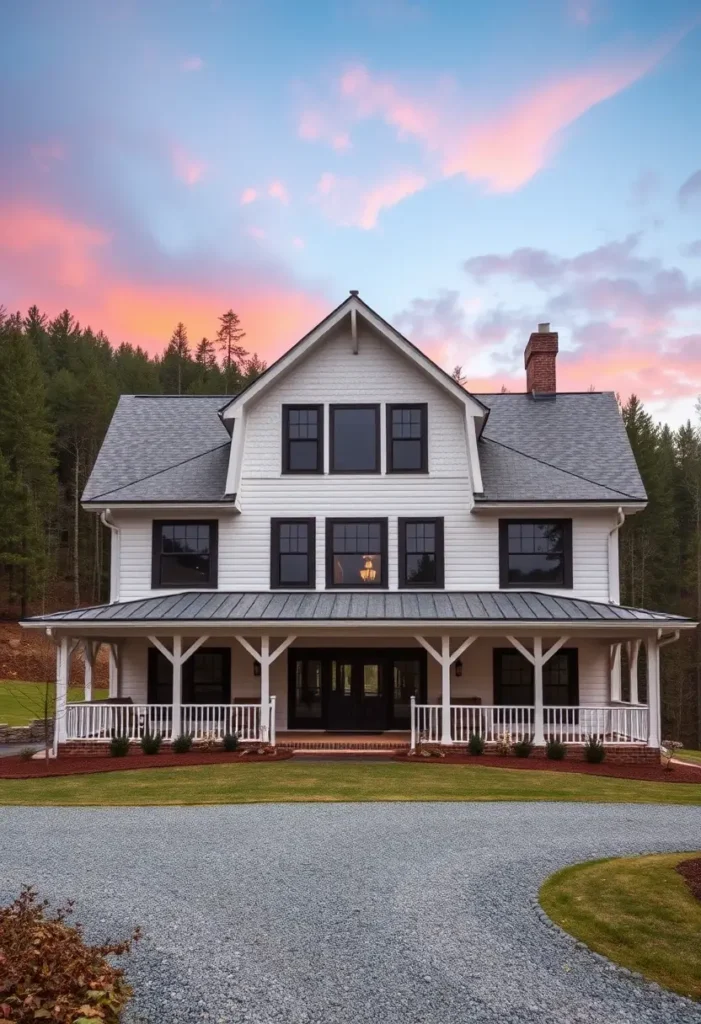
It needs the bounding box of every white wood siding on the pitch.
[111,323,618,602]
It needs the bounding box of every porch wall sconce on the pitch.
[454,659,463,678]
[253,660,261,677]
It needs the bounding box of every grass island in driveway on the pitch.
[1,761,701,805]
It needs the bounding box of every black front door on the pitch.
[288,649,426,731]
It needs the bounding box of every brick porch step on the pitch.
[276,733,410,753]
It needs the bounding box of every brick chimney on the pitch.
[525,322,558,395]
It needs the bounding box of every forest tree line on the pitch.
[0,307,700,745]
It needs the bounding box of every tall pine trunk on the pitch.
[73,443,80,606]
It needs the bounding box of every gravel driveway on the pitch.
[1,803,701,1023]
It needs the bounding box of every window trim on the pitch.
[270,517,316,589]
[386,403,428,474]
[498,518,573,589]
[281,404,324,475]
[151,520,218,590]
[398,517,444,589]
[329,404,381,474]
[493,647,579,706]
[325,517,388,589]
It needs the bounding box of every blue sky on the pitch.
[2,0,701,420]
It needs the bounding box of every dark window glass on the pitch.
[495,648,578,707]
[295,659,322,719]
[399,518,443,588]
[331,406,379,473]
[327,519,386,587]
[153,521,216,588]
[283,406,322,473]
[496,651,534,705]
[271,519,315,588]
[388,405,427,472]
[393,659,422,723]
[500,520,571,587]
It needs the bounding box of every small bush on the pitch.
[495,731,512,756]
[223,732,240,752]
[546,739,566,761]
[661,739,683,770]
[513,738,534,758]
[109,735,131,758]
[468,733,485,755]
[0,886,140,1024]
[584,735,606,763]
[140,732,162,755]
[171,733,193,754]
[18,747,37,762]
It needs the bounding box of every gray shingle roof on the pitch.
[474,392,646,503]
[82,396,231,503]
[26,591,690,625]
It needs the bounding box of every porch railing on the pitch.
[64,700,275,745]
[410,702,649,751]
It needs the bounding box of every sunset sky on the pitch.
[2,0,701,422]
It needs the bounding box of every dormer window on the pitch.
[282,405,323,474]
[387,404,427,473]
[330,405,380,473]
[499,519,572,588]
[152,521,218,589]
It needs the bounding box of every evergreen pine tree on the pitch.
[216,309,247,394]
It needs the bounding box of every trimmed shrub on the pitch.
[584,735,606,763]
[171,733,193,754]
[546,739,566,761]
[140,733,162,756]
[0,886,140,1024]
[223,732,240,752]
[495,731,512,756]
[467,732,485,755]
[513,738,534,758]
[109,735,131,758]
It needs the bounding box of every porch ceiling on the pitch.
[21,589,694,634]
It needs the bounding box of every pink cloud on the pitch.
[171,145,207,186]
[331,133,351,151]
[247,226,266,241]
[314,170,425,228]
[443,43,674,191]
[268,180,289,204]
[315,172,336,196]
[292,237,305,249]
[298,109,325,140]
[240,187,258,205]
[181,56,204,72]
[679,169,701,207]
[0,200,326,362]
[357,171,426,229]
[339,64,438,142]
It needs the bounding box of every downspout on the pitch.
[100,509,120,604]
[608,506,625,604]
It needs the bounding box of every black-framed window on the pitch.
[398,517,444,588]
[271,518,316,589]
[499,519,572,588]
[326,518,388,588]
[148,647,231,704]
[387,404,428,473]
[282,405,323,473]
[330,405,380,473]
[493,648,579,706]
[151,520,218,589]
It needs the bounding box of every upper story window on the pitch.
[271,518,316,589]
[152,521,218,589]
[330,405,380,473]
[499,519,572,589]
[387,404,428,473]
[398,518,444,588]
[326,518,387,588]
[282,405,323,473]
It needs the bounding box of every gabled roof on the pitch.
[82,395,231,504]
[23,590,692,626]
[219,293,489,419]
[474,392,647,503]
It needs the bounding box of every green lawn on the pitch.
[677,748,701,766]
[1,761,701,806]
[540,853,701,1000]
[0,682,107,726]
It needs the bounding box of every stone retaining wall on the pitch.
[0,720,53,745]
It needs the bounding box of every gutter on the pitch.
[100,509,120,604]
[608,506,625,603]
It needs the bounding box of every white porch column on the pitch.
[234,634,296,744]
[54,636,71,752]
[171,635,183,739]
[646,635,660,749]
[108,643,121,698]
[83,641,98,702]
[609,642,622,702]
[627,639,641,705]
[440,635,452,746]
[532,637,545,746]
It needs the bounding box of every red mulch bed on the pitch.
[0,749,293,779]
[677,856,701,901]
[393,752,701,783]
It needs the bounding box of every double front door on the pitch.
[289,649,426,731]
